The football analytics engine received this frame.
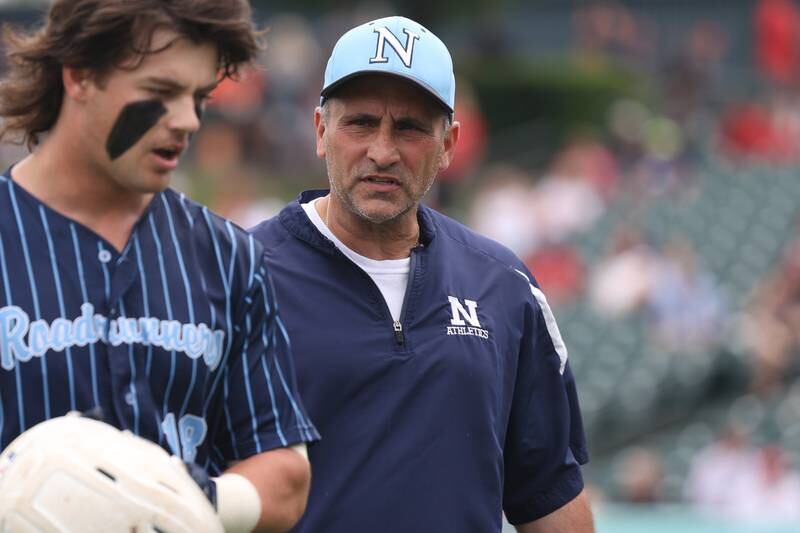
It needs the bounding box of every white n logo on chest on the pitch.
[448,296,482,327]
[370,27,420,68]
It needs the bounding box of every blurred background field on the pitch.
[3,0,800,530]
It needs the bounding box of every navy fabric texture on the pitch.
[250,190,588,532]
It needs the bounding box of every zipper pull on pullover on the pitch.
[393,320,405,345]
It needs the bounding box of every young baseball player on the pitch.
[0,1,318,532]
[250,16,594,532]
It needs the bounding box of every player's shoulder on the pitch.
[0,172,11,203]
[0,169,18,199]
[159,189,246,233]
[158,188,266,260]
[158,188,213,224]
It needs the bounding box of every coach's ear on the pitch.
[437,119,460,172]
[62,66,93,101]
[314,105,327,160]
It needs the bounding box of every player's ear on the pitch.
[438,119,460,172]
[314,106,327,159]
[62,66,93,101]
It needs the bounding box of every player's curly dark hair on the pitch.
[0,0,264,148]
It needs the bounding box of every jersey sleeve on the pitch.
[502,274,589,525]
[214,255,319,462]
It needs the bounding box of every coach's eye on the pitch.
[396,121,428,134]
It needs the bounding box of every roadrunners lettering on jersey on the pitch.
[0,173,318,472]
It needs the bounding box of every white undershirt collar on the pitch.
[301,198,410,321]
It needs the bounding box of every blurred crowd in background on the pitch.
[3,0,800,529]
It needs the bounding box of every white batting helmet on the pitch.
[0,413,223,533]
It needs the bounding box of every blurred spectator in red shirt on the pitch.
[209,65,266,120]
[719,103,776,157]
[755,0,800,85]
[525,245,586,306]
[433,79,487,210]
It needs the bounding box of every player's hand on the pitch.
[0,413,224,533]
[184,459,219,508]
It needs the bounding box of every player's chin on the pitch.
[134,170,174,194]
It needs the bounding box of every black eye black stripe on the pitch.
[106,99,167,160]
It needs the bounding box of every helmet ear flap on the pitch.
[0,413,223,533]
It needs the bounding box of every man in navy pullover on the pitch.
[251,15,594,533]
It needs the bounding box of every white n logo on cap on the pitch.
[370,27,420,68]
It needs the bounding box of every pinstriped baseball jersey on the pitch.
[0,172,318,473]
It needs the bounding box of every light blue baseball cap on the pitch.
[321,16,456,113]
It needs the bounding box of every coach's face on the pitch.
[315,75,458,226]
[77,29,218,195]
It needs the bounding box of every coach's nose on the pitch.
[367,123,400,169]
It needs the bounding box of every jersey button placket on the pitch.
[105,250,139,431]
